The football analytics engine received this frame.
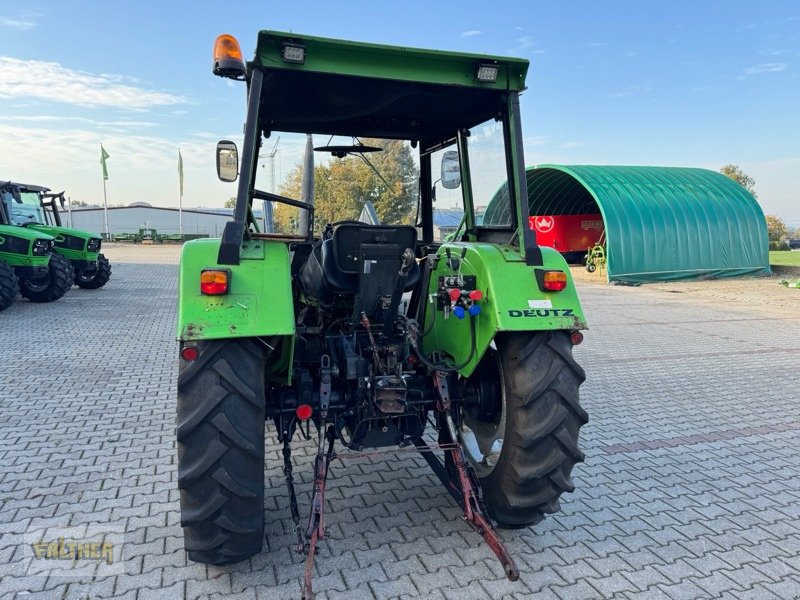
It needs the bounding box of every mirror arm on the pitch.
[218,69,263,266]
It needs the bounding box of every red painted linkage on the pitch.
[433,371,520,582]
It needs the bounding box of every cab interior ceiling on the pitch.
[258,68,508,147]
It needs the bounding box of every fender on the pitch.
[422,243,586,377]
[177,238,295,341]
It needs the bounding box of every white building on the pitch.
[65,203,263,237]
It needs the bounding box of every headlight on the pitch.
[32,239,52,256]
[87,237,102,252]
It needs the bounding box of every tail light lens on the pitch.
[181,346,199,361]
[200,269,231,295]
[296,404,313,421]
[536,269,568,292]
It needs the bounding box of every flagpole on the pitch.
[178,147,184,240]
[102,172,109,240]
[101,143,110,240]
[179,189,183,240]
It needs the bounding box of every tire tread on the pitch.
[480,331,587,528]
[177,339,265,565]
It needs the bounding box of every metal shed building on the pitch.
[65,205,262,237]
[524,165,770,283]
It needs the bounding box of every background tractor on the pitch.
[1,183,72,307]
[1,182,111,289]
[176,31,588,598]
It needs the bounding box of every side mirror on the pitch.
[440,150,461,189]
[216,140,239,182]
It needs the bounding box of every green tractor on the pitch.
[0,184,73,309]
[1,182,111,289]
[177,31,588,597]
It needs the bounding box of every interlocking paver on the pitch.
[2,249,800,599]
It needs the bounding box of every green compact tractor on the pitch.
[1,182,111,289]
[0,184,72,309]
[177,31,588,598]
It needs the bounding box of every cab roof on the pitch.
[251,30,530,143]
[1,181,50,194]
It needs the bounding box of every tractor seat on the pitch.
[298,224,420,302]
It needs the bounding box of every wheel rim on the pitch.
[459,348,506,478]
[24,275,50,292]
[77,268,97,283]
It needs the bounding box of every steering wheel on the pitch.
[322,220,368,240]
[20,221,39,228]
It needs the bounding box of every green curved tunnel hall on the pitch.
[524,165,770,283]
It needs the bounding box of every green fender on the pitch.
[422,243,586,377]
[177,238,295,341]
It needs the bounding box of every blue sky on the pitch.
[1,1,797,224]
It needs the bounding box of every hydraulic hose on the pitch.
[404,315,477,373]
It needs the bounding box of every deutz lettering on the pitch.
[508,309,574,318]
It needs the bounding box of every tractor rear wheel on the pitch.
[74,254,112,289]
[19,253,74,303]
[177,339,266,565]
[458,331,587,528]
[0,263,19,311]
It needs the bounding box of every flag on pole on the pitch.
[100,144,110,180]
[178,148,184,197]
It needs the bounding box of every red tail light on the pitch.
[180,346,199,361]
[200,269,231,295]
[296,404,313,421]
[540,270,568,292]
[570,331,584,345]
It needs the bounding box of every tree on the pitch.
[765,214,788,243]
[275,139,418,234]
[720,164,757,198]
[224,197,236,209]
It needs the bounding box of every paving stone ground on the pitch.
[1,246,799,599]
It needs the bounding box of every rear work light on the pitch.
[200,269,231,295]
[476,64,499,83]
[536,269,568,292]
[281,41,306,64]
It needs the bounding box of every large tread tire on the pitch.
[19,253,74,303]
[177,339,266,565]
[0,263,19,311]
[74,253,112,289]
[473,331,587,528]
